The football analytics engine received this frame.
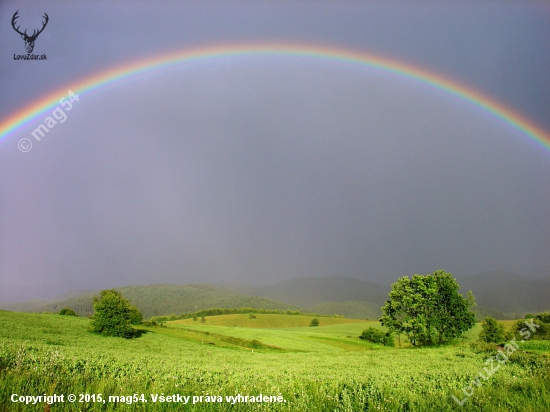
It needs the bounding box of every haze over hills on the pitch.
[0,281,104,303]
[223,277,388,309]
[0,272,548,320]
[455,271,550,314]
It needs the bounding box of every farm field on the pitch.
[0,310,549,411]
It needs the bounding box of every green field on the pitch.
[0,310,549,411]
[171,313,364,328]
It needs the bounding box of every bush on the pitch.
[359,327,393,346]
[90,290,142,339]
[479,316,505,343]
[512,318,550,340]
[58,308,77,316]
[200,316,206,323]
[249,313,256,319]
[309,318,319,327]
[535,312,550,323]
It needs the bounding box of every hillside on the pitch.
[0,284,302,319]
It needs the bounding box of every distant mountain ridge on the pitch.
[0,272,548,320]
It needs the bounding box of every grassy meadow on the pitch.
[1,310,549,411]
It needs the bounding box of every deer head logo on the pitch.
[11,11,49,54]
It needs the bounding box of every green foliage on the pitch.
[58,308,77,316]
[359,327,394,346]
[200,316,206,323]
[384,332,395,347]
[535,312,550,323]
[249,313,256,319]
[128,305,143,325]
[90,290,142,339]
[360,327,384,343]
[192,314,198,321]
[309,318,319,327]
[512,318,550,340]
[478,316,505,343]
[380,270,476,346]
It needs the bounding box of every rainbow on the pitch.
[1,43,550,151]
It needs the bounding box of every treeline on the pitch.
[150,307,335,322]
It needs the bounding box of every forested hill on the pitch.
[0,284,301,319]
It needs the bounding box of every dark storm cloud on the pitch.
[0,1,549,300]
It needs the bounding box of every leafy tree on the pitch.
[380,270,476,346]
[193,314,198,321]
[58,307,77,316]
[478,316,505,343]
[309,318,319,327]
[90,290,142,338]
[128,305,143,325]
[200,316,206,323]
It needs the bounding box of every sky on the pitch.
[0,1,549,301]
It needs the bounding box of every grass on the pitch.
[170,313,364,328]
[0,310,549,411]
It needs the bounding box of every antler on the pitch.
[31,13,49,39]
[11,11,26,36]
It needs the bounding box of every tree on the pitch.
[380,270,476,346]
[309,318,319,327]
[59,307,77,316]
[479,316,505,343]
[90,289,142,338]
